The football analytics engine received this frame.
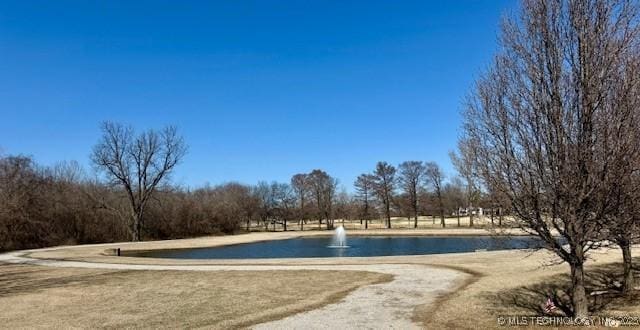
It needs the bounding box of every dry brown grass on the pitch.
[0,263,391,329]
[418,249,640,329]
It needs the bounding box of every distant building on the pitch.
[455,207,483,216]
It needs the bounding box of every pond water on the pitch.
[133,235,544,259]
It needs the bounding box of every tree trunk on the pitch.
[441,212,445,228]
[413,199,418,228]
[621,239,634,294]
[132,213,141,242]
[469,211,474,227]
[457,209,461,227]
[386,203,391,229]
[283,219,287,231]
[570,262,589,317]
[365,218,368,229]
[491,209,494,226]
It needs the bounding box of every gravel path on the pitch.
[0,250,464,329]
[253,263,461,330]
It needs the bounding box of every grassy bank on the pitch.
[0,264,390,329]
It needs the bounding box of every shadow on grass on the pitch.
[0,263,130,297]
[485,257,640,316]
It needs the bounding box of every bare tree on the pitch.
[606,171,640,293]
[354,173,376,229]
[398,161,426,228]
[425,162,446,227]
[91,122,187,241]
[602,49,640,296]
[373,161,396,229]
[334,188,352,226]
[0,156,50,250]
[270,182,296,231]
[49,161,91,242]
[253,181,273,231]
[450,144,480,227]
[443,176,466,227]
[461,0,640,316]
[483,183,511,227]
[291,173,310,230]
[307,169,338,230]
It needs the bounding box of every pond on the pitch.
[132,235,545,259]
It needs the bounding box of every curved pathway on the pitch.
[0,250,464,329]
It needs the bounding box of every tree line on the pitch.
[459,0,640,317]
[0,154,255,251]
[0,121,502,251]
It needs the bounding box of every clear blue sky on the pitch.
[0,1,514,189]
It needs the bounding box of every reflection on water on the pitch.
[134,235,547,259]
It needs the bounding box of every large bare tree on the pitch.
[92,122,187,242]
[461,0,640,316]
[398,161,426,228]
[425,161,446,228]
[373,161,396,229]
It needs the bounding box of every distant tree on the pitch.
[354,173,376,229]
[270,182,296,231]
[291,173,310,230]
[442,177,466,227]
[235,184,261,232]
[209,182,254,233]
[393,191,413,225]
[397,161,426,228]
[253,181,272,231]
[373,161,396,229]
[307,169,338,230]
[450,143,480,227]
[333,188,353,225]
[224,182,256,233]
[91,122,187,241]
[0,156,49,250]
[425,162,446,227]
[49,160,91,242]
[483,185,510,227]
